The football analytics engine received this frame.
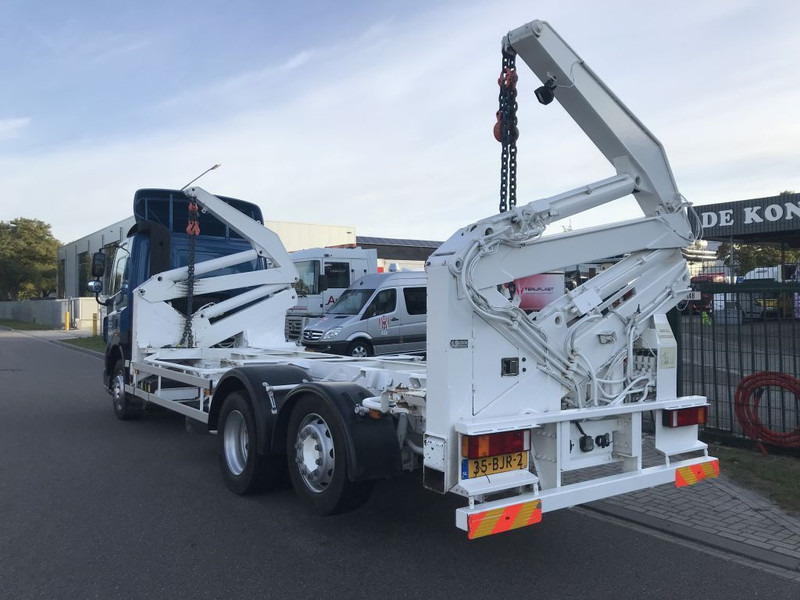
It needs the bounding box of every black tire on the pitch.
[218,391,285,495]
[287,395,373,515]
[346,339,373,358]
[110,359,142,421]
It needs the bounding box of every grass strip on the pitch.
[60,336,107,353]
[0,318,53,331]
[709,443,800,515]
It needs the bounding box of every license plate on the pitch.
[462,452,528,479]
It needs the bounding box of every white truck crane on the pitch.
[91,19,718,539]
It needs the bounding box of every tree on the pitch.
[716,242,799,277]
[0,218,61,300]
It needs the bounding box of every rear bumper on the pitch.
[456,455,719,539]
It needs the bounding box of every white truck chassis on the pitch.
[113,18,718,539]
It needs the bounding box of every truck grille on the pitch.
[285,317,304,341]
[303,329,323,342]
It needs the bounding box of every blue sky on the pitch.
[2,0,799,244]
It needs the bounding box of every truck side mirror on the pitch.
[87,279,103,294]
[318,274,328,292]
[91,252,107,278]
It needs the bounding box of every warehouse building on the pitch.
[57,217,441,299]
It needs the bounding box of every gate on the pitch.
[677,282,800,451]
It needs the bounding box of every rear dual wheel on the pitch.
[287,395,373,515]
[218,391,286,495]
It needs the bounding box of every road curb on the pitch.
[586,500,800,572]
[53,339,104,358]
[0,327,104,359]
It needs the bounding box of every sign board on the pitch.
[697,193,800,240]
[514,273,565,311]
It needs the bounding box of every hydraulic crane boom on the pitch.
[423,19,707,514]
[132,187,300,356]
[506,20,684,217]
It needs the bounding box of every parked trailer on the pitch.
[89,18,718,538]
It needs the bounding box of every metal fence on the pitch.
[0,297,100,331]
[676,282,800,451]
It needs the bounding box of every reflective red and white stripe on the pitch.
[675,459,719,487]
[467,500,542,539]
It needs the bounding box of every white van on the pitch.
[301,271,427,357]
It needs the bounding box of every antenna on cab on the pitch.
[181,163,221,190]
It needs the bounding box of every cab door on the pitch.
[321,261,352,310]
[362,288,402,354]
[105,244,130,345]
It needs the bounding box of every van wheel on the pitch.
[287,395,373,515]
[346,340,372,357]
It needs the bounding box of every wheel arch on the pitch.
[280,382,403,482]
[346,332,373,343]
[209,364,310,455]
[104,344,126,388]
[345,338,374,357]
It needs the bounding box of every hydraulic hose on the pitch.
[734,371,800,453]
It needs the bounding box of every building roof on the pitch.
[356,236,442,261]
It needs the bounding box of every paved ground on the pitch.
[588,441,800,581]
[23,325,800,583]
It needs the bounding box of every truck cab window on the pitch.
[293,260,319,296]
[109,248,128,296]
[324,262,350,289]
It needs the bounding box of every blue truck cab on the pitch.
[91,188,264,391]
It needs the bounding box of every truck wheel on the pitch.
[218,391,285,495]
[346,340,372,357]
[287,395,373,515]
[111,359,141,421]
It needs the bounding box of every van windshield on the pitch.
[328,288,375,315]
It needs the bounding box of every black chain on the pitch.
[181,201,199,347]
[497,50,518,213]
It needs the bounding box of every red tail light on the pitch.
[461,431,528,458]
[663,405,708,428]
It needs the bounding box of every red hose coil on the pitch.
[734,371,800,452]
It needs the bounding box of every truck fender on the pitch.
[279,382,403,482]
[208,364,310,455]
[103,344,126,390]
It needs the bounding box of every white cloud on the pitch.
[0,118,30,140]
[3,0,800,248]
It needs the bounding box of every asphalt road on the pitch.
[1,329,798,599]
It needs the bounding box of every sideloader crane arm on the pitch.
[132,187,300,356]
[424,19,705,502]
[506,19,684,217]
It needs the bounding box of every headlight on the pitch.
[322,327,343,340]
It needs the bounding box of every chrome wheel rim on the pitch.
[351,345,368,358]
[295,413,335,493]
[223,410,248,476]
[112,372,125,412]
